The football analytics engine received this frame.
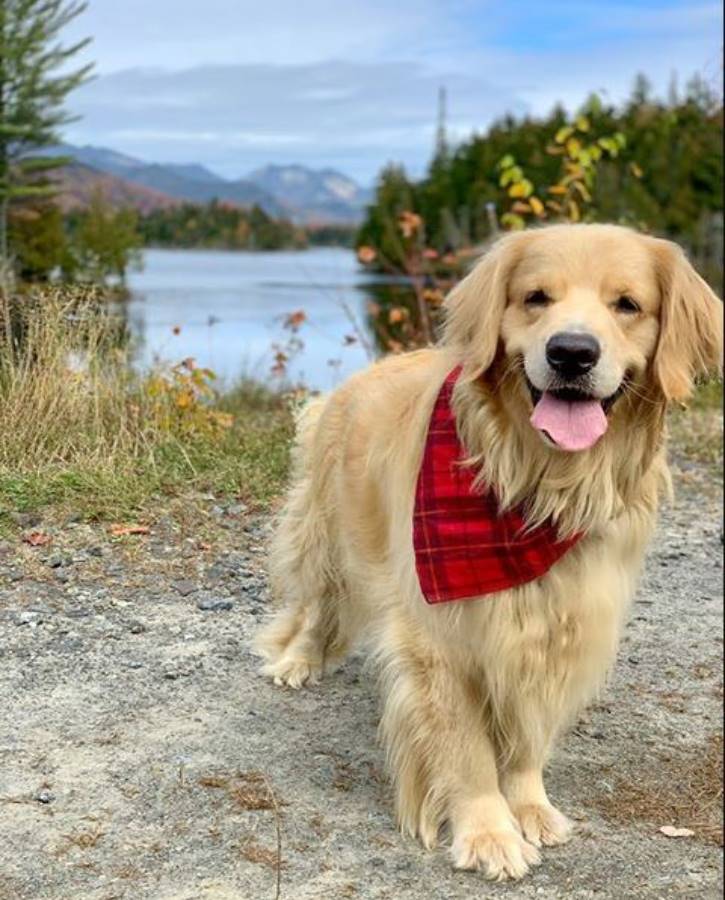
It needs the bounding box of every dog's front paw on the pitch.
[451,826,541,880]
[261,653,323,689]
[512,802,573,848]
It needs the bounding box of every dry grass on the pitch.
[198,770,282,812]
[239,835,283,869]
[0,289,293,526]
[596,733,723,846]
[56,823,107,855]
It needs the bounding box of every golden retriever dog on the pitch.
[255,224,722,880]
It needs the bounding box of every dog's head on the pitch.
[443,224,723,452]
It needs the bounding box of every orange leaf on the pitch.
[23,531,52,546]
[110,524,150,537]
[356,245,377,264]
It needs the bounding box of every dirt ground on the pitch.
[0,463,722,900]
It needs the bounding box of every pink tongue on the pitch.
[530,392,608,451]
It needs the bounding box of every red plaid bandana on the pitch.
[413,367,583,604]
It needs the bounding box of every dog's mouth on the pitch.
[525,378,626,452]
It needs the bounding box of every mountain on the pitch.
[160,163,225,184]
[246,164,372,224]
[54,163,181,214]
[42,144,370,223]
[53,144,145,176]
[114,163,283,215]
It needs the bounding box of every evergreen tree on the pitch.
[0,0,92,276]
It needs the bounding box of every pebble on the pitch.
[173,580,197,597]
[16,611,43,626]
[11,511,41,528]
[128,621,146,634]
[47,556,65,569]
[197,598,233,612]
[34,789,55,804]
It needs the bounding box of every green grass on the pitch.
[0,408,293,525]
[668,380,723,470]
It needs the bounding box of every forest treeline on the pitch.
[356,75,723,270]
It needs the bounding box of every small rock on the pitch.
[88,546,104,558]
[48,554,72,569]
[65,608,92,619]
[173,580,197,597]
[11,511,42,528]
[54,571,70,584]
[34,789,55,804]
[16,610,43,626]
[124,660,144,669]
[128,620,146,634]
[225,503,248,517]
[197,597,233,612]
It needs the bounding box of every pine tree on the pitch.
[0,0,92,278]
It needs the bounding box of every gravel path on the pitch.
[0,470,722,900]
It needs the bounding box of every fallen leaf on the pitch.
[659,825,695,838]
[22,531,52,547]
[109,524,150,537]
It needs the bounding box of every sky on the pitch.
[62,0,723,185]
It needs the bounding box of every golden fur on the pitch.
[255,224,723,880]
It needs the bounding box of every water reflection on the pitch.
[124,247,413,391]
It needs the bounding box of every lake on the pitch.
[125,247,387,390]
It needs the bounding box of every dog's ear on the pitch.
[442,230,526,380]
[650,238,723,402]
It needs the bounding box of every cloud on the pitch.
[67,61,523,181]
[62,0,723,183]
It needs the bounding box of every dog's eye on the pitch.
[613,295,640,314]
[524,290,551,307]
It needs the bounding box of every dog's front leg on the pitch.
[378,631,540,880]
[500,763,573,849]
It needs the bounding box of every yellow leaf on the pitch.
[547,185,567,195]
[630,162,644,178]
[509,179,533,198]
[529,196,545,216]
[575,115,590,132]
[511,200,531,213]
[567,200,580,222]
[500,212,526,231]
[555,125,574,144]
[565,137,582,159]
[572,180,592,202]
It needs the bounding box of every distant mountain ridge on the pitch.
[49,144,369,224]
[247,164,372,224]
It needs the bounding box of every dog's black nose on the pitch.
[546,332,601,379]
